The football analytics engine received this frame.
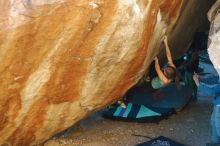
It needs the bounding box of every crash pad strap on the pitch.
[113,103,132,117]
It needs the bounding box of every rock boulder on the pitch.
[0,0,214,145]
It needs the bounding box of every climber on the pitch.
[117,36,180,108]
[148,36,180,91]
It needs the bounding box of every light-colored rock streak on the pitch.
[121,0,143,18]
[147,9,167,59]
[208,13,220,77]
[2,0,66,31]
[80,0,151,109]
[33,101,87,145]
[0,33,66,144]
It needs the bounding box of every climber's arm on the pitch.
[154,57,169,84]
[164,36,176,68]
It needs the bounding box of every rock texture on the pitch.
[0,0,214,145]
[208,0,220,77]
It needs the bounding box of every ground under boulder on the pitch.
[0,0,214,145]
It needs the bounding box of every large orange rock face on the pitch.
[0,0,214,145]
